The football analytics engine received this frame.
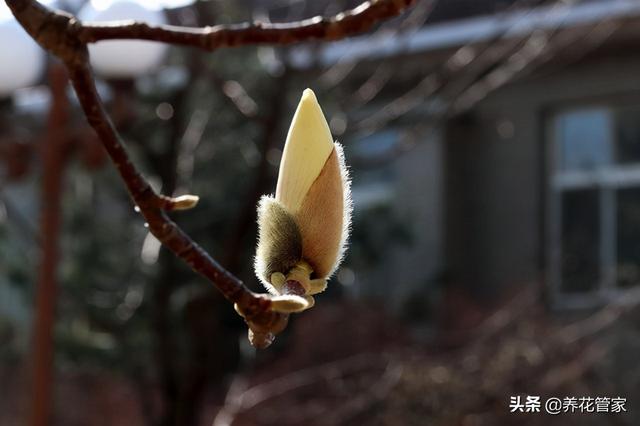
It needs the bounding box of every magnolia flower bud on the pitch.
[255,89,352,313]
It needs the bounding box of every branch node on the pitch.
[6,0,88,67]
[234,294,291,348]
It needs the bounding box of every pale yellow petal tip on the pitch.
[276,89,335,212]
[296,90,330,146]
[301,88,317,104]
[293,88,331,148]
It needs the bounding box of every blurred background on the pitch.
[1,0,640,425]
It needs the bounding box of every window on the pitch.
[550,104,640,307]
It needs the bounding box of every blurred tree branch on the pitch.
[30,64,68,426]
[213,352,398,426]
[4,0,416,346]
[222,68,290,272]
[76,0,415,48]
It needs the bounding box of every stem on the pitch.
[77,0,416,49]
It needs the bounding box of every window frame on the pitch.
[547,102,640,309]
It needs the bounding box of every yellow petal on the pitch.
[276,89,334,213]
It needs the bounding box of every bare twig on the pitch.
[554,286,640,344]
[222,68,290,272]
[4,0,415,346]
[318,0,436,89]
[76,0,416,49]
[212,353,391,426]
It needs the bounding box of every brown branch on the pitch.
[65,58,284,347]
[4,0,415,347]
[30,64,68,426]
[77,0,416,49]
[5,0,280,347]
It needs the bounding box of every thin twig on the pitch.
[212,353,390,426]
[77,0,416,49]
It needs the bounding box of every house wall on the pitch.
[387,131,443,310]
[445,53,640,297]
[351,130,443,312]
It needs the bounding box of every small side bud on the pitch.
[270,272,287,290]
[304,295,315,309]
[270,294,311,313]
[249,330,275,349]
[169,194,199,210]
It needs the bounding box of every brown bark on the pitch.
[77,0,416,49]
[30,64,68,426]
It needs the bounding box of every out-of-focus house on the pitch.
[291,0,640,312]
